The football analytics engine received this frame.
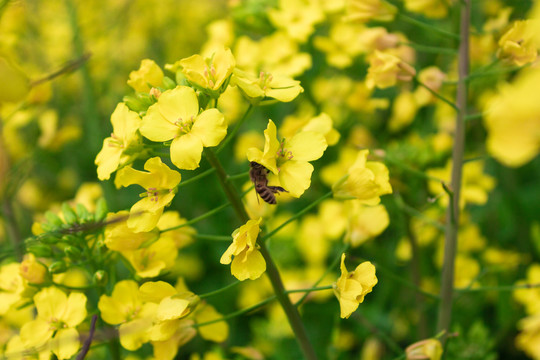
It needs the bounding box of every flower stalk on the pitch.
[436,0,470,336]
[204,148,318,360]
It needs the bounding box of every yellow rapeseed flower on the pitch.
[366,50,416,89]
[127,59,164,93]
[179,47,235,94]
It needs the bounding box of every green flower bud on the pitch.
[27,244,53,257]
[64,246,82,261]
[75,204,91,222]
[61,203,78,224]
[48,261,67,274]
[95,198,108,221]
[44,211,64,228]
[162,76,176,90]
[123,95,147,112]
[93,270,107,285]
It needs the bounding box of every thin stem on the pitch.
[262,191,333,241]
[394,196,445,231]
[227,170,250,182]
[397,13,460,40]
[76,315,97,360]
[30,53,91,87]
[204,148,318,360]
[380,153,444,183]
[216,104,253,154]
[295,242,350,307]
[400,42,457,55]
[160,202,230,233]
[456,282,540,293]
[2,200,22,261]
[194,233,231,241]
[375,263,440,301]
[199,280,241,299]
[414,76,458,111]
[285,285,333,294]
[436,0,470,336]
[178,168,215,188]
[194,295,276,328]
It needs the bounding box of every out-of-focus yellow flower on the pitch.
[403,0,449,19]
[201,19,235,56]
[346,201,390,247]
[268,0,324,43]
[98,280,157,350]
[313,22,365,68]
[0,56,29,103]
[366,50,416,89]
[193,303,229,342]
[0,263,26,315]
[453,255,480,289]
[231,68,304,104]
[140,86,227,170]
[427,160,495,208]
[334,254,377,318]
[470,34,497,66]
[482,247,525,269]
[122,237,178,278]
[221,218,265,281]
[95,102,143,180]
[157,211,196,249]
[497,20,538,66]
[514,264,540,315]
[128,59,164,93]
[413,66,447,107]
[332,150,392,204]
[20,287,87,360]
[345,0,397,22]
[297,215,330,266]
[115,157,181,232]
[104,211,159,251]
[180,48,235,94]
[247,119,327,197]
[516,314,540,359]
[19,253,47,284]
[234,131,264,163]
[388,91,418,132]
[483,67,540,167]
[405,338,443,360]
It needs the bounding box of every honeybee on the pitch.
[249,161,287,204]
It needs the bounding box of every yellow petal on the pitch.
[62,292,87,327]
[20,319,53,348]
[95,138,123,180]
[195,304,229,342]
[141,103,179,142]
[157,86,199,124]
[190,109,227,147]
[170,132,203,170]
[287,131,327,162]
[278,160,314,198]
[34,287,67,321]
[156,296,190,321]
[139,281,177,303]
[0,56,29,103]
[51,328,80,360]
[119,318,152,351]
[231,249,266,281]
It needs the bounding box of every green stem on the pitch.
[394,196,445,231]
[177,168,215,188]
[285,285,333,294]
[456,282,540,293]
[227,170,250,182]
[160,202,230,233]
[381,154,444,183]
[194,295,277,328]
[414,76,458,111]
[204,148,318,360]
[400,42,457,55]
[199,280,241,299]
[295,242,350,307]
[216,104,253,154]
[436,0,470,336]
[262,191,333,241]
[397,13,460,40]
[193,233,231,241]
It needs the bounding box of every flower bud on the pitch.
[93,270,107,285]
[26,243,53,257]
[20,254,48,284]
[64,246,82,261]
[61,202,78,224]
[49,261,67,274]
[405,339,443,360]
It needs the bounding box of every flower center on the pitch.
[175,116,195,134]
[107,133,124,148]
[140,188,173,202]
[276,139,294,161]
[258,71,274,92]
[204,64,218,88]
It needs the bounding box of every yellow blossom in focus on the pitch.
[115,157,181,232]
[140,86,227,170]
[95,102,143,180]
[247,119,328,197]
[220,218,265,281]
[334,254,377,318]
[180,48,235,94]
[497,20,538,66]
[122,237,178,278]
[403,0,449,19]
[127,59,164,93]
[19,253,47,284]
[104,211,159,251]
[405,338,443,360]
[231,68,304,104]
[483,67,540,167]
[345,0,397,23]
[281,111,340,146]
[332,150,392,204]
[366,50,416,89]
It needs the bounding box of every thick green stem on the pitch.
[204,148,318,360]
[436,0,470,336]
